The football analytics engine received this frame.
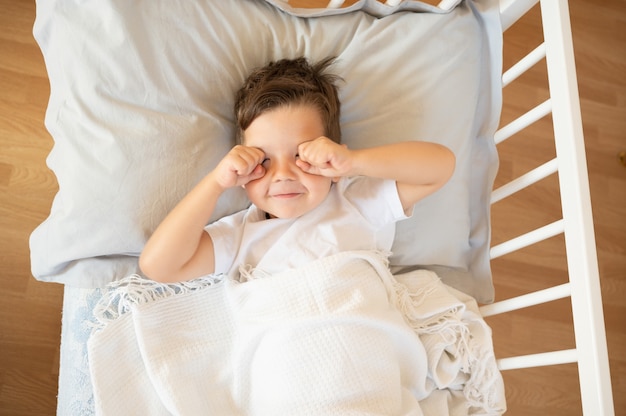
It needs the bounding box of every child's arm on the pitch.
[139,145,266,283]
[297,137,455,212]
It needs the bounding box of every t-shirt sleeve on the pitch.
[204,209,247,275]
[340,176,409,229]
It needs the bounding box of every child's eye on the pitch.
[261,158,270,167]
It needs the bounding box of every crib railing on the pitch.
[481,0,615,415]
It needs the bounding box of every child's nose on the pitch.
[271,159,297,181]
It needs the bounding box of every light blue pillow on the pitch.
[30,0,501,302]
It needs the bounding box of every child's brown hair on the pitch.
[234,57,342,144]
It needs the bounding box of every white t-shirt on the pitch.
[205,176,408,280]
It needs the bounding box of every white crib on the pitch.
[30,0,615,414]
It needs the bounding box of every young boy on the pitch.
[139,57,455,283]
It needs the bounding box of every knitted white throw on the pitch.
[88,251,505,415]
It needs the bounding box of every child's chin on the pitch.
[267,207,308,220]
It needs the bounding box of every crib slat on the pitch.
[502,43,546,87]
[437,0,459,11]
[491,158,558,204]
[480,283,571,317]
[326,0,345,8]
[499,0,539,31]
[494,99,552,144]
[497,349,578,371]
[490,219,564,259]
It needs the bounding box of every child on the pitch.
[139,57,455,283]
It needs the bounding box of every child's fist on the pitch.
[296,137,352,178]
[214,145,265,189]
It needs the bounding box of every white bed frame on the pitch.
[483,0,614,414]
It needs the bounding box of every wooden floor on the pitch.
[0,0,623,415]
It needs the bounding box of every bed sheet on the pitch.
[57,286,101,415]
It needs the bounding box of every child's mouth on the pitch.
[273,193,301,199]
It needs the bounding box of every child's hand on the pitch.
[213,145,266,189]
[296,137,352,178]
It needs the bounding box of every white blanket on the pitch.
[88,251,505,415]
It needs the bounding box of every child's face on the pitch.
[242,105,334,219]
